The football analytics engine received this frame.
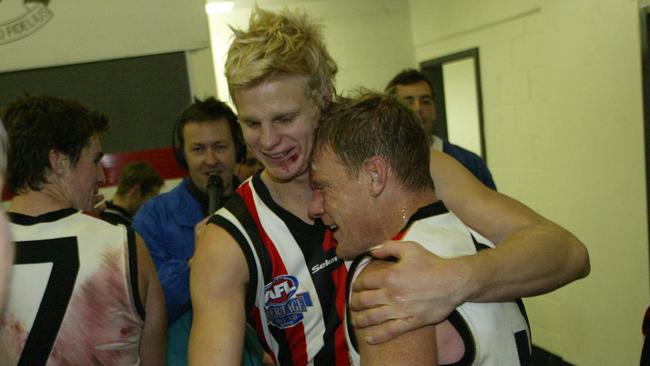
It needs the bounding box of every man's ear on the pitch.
[364,156,387,197]
[322,87,333,109]
[127,185,142,199]
[48,149,68,176]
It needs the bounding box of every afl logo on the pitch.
[0,0,53,45]
[264,275,313,329]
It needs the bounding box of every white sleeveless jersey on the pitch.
[0,208,145,366]
[345,202,531,366]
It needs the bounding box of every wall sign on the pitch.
[0,0,53,45]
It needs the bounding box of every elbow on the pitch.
[570,235,590,280]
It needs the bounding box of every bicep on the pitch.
[189,224,250,364]
[357,325,437,366]
[354,260,437,365]
[430,150,546,243]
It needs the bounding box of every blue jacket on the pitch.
[443,140,497,190]
[133,179,201,324]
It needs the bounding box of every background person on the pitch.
[133,96,244,324]
[309,92,532,365]
[101,161,163,226]
[0,95,166,365]
[386,69,496,189]
[132,96,264,365]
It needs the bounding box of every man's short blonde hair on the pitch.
[225,6,338,109]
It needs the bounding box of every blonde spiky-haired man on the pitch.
[190,6,589,366]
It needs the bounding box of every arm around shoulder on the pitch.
[189,223,250,366]
[428,149,590,301]
[135,233,168,366]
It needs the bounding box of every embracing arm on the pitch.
[136,234,168,366]
[350,150,589,343]
[189,224,249,366]
[429,149,589,300]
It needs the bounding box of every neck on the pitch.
[374,186,438,242]
[261,170,314,224]
[111,194,132,215]
[10,188,72,216]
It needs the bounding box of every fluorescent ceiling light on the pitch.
[205,1,234,15]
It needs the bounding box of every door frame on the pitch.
[420,48,487,159]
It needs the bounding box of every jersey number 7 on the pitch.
[14,237,80,366]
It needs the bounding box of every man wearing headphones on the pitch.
[133,97,246,325]
[134,97,267,365]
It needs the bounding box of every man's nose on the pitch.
[205,148,221,165]
[412,99,422,113]
[308,188,324,219]
[260,124,280,150]
[98,165,106,185]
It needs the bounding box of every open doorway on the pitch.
[420,48,487,160]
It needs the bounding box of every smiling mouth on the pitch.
[264,147,298,163]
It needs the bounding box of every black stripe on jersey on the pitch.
[14,237,80,366]
[251,174,342,365]
[345,256,366,354]
[400,201,449,233]
[127,228,146,320]
[8,208,78,225]
[209,193,271,313]
[470,234,491,252]
[446,310,476,366]
[515,330,531,365]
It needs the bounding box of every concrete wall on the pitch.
[0,0,209,73]
[206,0,416,107]
[410,0,648,364]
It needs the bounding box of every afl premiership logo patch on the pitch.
[264,275,313,329]
[0,0,53,45]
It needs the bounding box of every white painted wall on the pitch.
[206,0,416,107]
[410,0,648,364]
[0,0,210,73]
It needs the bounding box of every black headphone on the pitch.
[171,98,247,170]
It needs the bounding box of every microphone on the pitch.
[207,174,223,216]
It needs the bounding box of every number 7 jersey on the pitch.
[0,208,146,366]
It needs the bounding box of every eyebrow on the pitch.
[239,108,301,124]
[272,109,300,121]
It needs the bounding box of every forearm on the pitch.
[458,222,590,302]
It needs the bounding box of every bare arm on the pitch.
[350,150,589,344]
[356,261,437,366]
[0,208,12,314]
[428,150,589,299]
[136,234,167,366]
[189,224,249,366]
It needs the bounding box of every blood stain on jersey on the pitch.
[49,248,142,365]
[264,275,313,329]
[0,315,27,358]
